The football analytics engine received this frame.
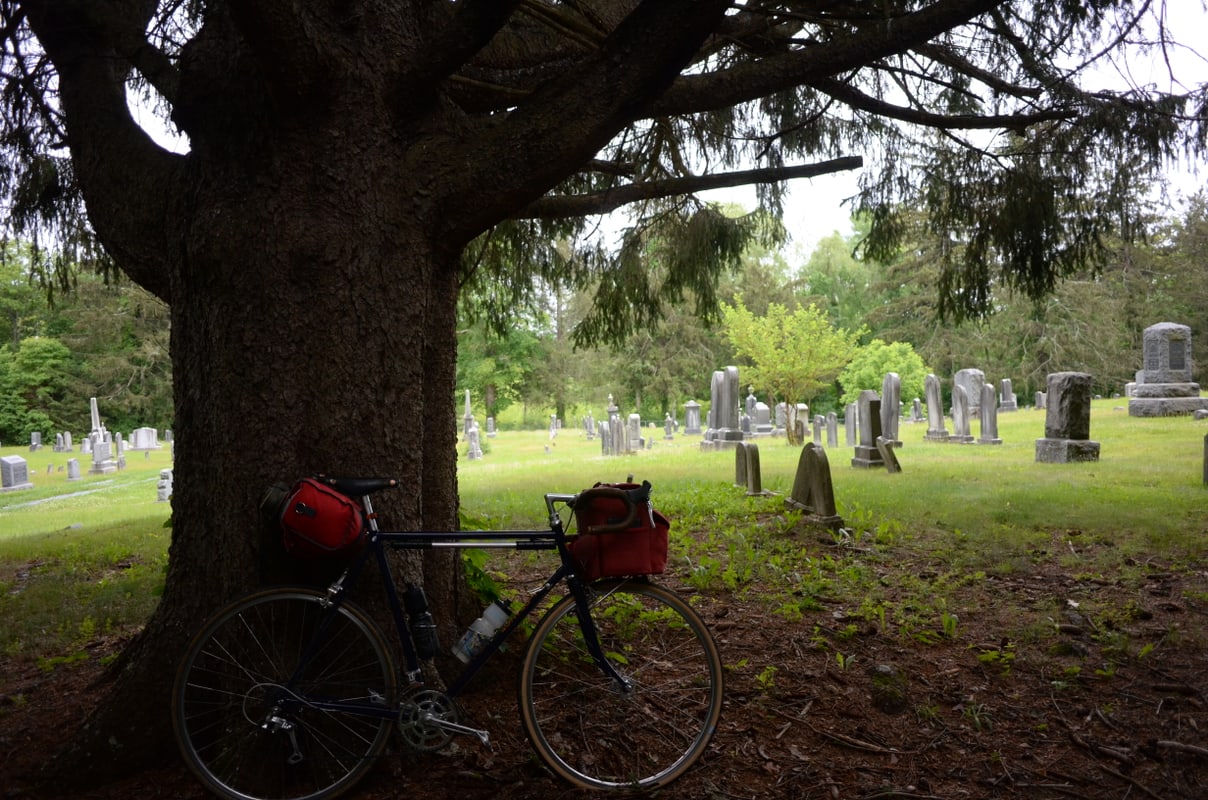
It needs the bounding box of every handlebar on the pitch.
[566,480,653,534]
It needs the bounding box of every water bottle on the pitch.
[403,586,440,660]
[452,599,511,663]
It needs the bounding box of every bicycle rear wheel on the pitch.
[518,580,723,790]
[172,588,397,800]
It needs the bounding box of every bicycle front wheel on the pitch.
[172,588,397,800]
[518,580,723,790]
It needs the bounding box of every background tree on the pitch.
[722,297,864,443]
[838,339,929,408]
[2,0,1204,788]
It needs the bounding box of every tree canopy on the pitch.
[3,2,1205,329]
[2,0,1206,790]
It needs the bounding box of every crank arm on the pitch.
[422,713,491,747]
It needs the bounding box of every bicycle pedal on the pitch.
[425,715,491,748]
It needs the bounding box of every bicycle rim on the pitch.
[518,580,723,790]
[172,588,397,800]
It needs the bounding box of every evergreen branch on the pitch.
[650,0,1009,116]
[812,75,1074,130]
[517,157,863,219]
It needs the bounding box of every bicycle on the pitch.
[171,476,723,800]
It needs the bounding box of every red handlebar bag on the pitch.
[279,478,365,558]
[568,482,669,581]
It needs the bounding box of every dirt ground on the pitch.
[4,530,1208,800]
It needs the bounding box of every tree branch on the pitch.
[22,0,185,301]
[812,76,1074,130]
[517,156,863,219]
[451,0,733,234]
[649,0,1009,117]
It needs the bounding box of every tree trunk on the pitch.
[42,140,473,789]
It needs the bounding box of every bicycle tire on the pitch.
[172,588,397,800]
[518,580,723,790]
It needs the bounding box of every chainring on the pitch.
[397,689,459,751]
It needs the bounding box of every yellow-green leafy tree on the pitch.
[722,298,864,444]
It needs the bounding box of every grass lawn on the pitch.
[2,400,1205,662]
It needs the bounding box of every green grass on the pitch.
[2,400,1205,660]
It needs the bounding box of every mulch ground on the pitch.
[5,536,1208,800]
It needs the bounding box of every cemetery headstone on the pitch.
[826,412,839,449]
[157,468,174,502]
[812,415,823,445]
[684,401,702,435]
[486,416,496,438]
[466,422,483,460]
[1,455,34,492]
[880,372,902,447]
[1128,322,1208,417]
[627,413,642,452]
[754,402,774,436]
[978,383,1003,445]
[954,368,986,412]
[851,390,885,468]
[923,373,950,442]
[734,442,749,488]
[845,403,857,447]
[786,443,844,529]
[1035,372,1100,463]
[66,458,81,481]
[949,385,975,443]
[999,378,1018,412]
[702,366,745,449]
[130,427,160,450]
[1035,391,1046,409]
[463,389,473,438]
[89,435,118,475]
[583,412,595,440]
[742,441,770,495]
[875,436,902,474]
[664,413,675,440]
[910,398,924,424]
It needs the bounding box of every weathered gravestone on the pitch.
[880,372,902,447]
[703,366,744,449]
[1035,372,1100,463]
[1128,322,1208,417]
[978,383,1003,445]
[875,436,902,474]
[999,378,1018,412]
[786,443,843,529]
[954,368,986,413]
[851,390,885,468]
[734,441,770,496]
[923,373,950,442]
[1,455,34,492]
[466,422,483,460]
[684,400,702,435]
[753,402,774,436]
[949,385,975,444]
[157,468,174,502]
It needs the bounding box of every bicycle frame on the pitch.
[281,491,628,724]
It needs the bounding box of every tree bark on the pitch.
[40,123,474,786]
